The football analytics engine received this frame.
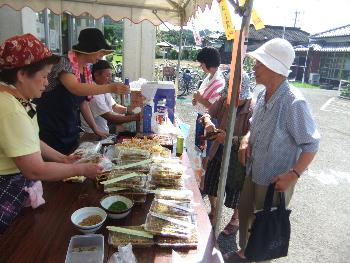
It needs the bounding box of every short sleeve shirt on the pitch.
[80,93,116,133]
[247,81,321,185]
[46,56,74,91]
[35,56,87,154]
[195,69,225,115]
[0,92,40,175]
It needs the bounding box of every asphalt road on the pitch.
[176,87,350,263]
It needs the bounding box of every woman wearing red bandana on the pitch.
[0,34,103,233]
[34,28,129,154]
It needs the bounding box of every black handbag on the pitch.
[244,183,291,261]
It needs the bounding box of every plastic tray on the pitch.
[65,234,104,263]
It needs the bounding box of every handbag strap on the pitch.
[263,183,287,211]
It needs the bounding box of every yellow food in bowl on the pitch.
[79,215,102,226]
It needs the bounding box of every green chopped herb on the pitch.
[108,201,128,212]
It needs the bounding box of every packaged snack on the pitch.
[155,228,198,248]
[150,199,193,217]
[107,226,154,247]
[154,190,193,202]
[144,212,195,238]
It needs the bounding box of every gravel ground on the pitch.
[176,87,350,263]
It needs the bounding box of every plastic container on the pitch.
[141,81,175,123]
[65,234,104,263]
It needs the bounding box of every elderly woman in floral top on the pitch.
[0,34,103,233]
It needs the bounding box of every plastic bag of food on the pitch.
[74,142,102,157]
[150,199,193,217]
[154,189,193,202]
[108,226,154,247]
[98,156,113,172]
[144,212,194,238]
[107,243,137,263]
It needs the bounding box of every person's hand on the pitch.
[77,163,103,179]
[62,153,82,164]
[132,113,141,121]
[202,157,209,170]
[193,91,201,101]
[192,98,197,106]
[204,122,216,133]
[238,135,250,165]
[214,129,226,143]
[126,106,135,115]
[109,83,130,95]
[93,128,109,139]
[272,171,299,192]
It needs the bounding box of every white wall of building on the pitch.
[122,20,155,81]
[0,6,22,43]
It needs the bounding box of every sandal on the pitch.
[223,251,251,263]
[222,221,239,235]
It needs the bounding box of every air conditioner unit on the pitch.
[309,73,320,85]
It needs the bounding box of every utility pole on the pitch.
[294,10,301,27]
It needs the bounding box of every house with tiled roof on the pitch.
[248,25,309,51]
[295,24,350,86]
[207,25,309,65]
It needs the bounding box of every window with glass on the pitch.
[48,10,61,53]
[34,9,61,54]
[71,14,102,45]
[35,11,46,43]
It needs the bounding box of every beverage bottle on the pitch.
[176,135,184,157]
[143,104,152,133]
[123,77,130,106]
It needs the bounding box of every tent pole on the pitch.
[176,17,184,94]
[214,0,254,237]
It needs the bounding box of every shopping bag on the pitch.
[244,183,291,261]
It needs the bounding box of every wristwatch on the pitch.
[290,168,301,178]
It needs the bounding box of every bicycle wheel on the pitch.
[178,75,187,96]
[190,73,202,93]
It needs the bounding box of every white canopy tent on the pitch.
[0,0,214,81]
[0,0,213,26]
[1,0,256,241]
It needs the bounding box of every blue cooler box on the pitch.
[141,81,176,123]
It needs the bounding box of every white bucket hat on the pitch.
[248,38,295,77]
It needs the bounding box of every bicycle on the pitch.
[178,69,203,96]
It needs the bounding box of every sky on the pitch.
[162,0,350,35]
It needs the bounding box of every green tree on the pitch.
[104,21,123,47]
[189,49,199,61]
[182,49,190,60]
[157,29,206,46]
[169,49,178,59]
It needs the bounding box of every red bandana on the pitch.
[0,34,52,71]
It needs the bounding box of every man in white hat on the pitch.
[224,38,321,262]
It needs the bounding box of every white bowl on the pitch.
[100,195,133,219]
[71,207,107,234]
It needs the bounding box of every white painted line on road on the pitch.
[328,109,350,115]
[320,97,335,111]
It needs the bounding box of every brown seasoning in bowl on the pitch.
[79,215,102,226]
